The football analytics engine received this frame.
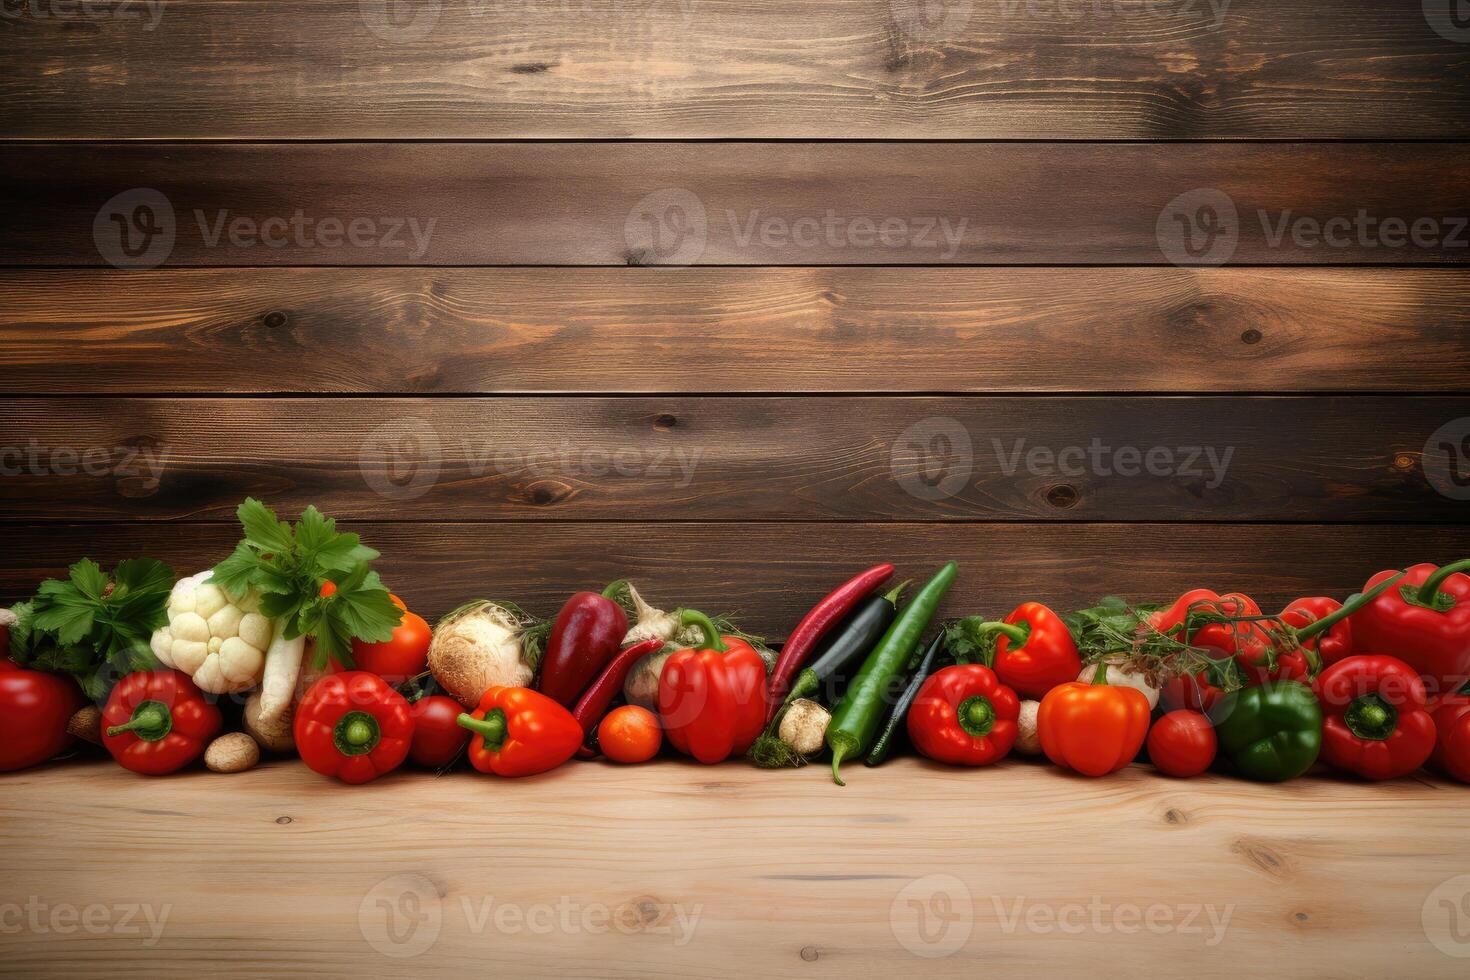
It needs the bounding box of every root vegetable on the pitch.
[67,705,103,745]
[205,732,260,773]
[428,601,537,708]
[779,699,830,756]
[1078,657,1161,710]
[1015,700,1043,756]
[244,690,295,753]
[620,584,685,648]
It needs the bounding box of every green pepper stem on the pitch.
[601,580,629,601]
[105,702,172,742]
[1294,570,1407,640]
[830,745,848,787]
[1415,559,1470,608]
[1090,663,1110,686]
[958,696,996,738]
[974,621,1030,647]
[456,709,508,750]
[678,609,728,653]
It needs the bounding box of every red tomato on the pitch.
[597,706,663,764]
[1147,710,1217,778]
[0,669,83,771]
[409,695,470,768]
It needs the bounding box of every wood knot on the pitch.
[1233,838,1290,878]
[509,62,556,74]
[1045,484,1079,509]
[1163,807,1187,825]
[526,481,573,506]
[1240,329,1263,345]
[653,413,678,432]
[800,946,819,962]
[262,310,289,329]
[275,815,293,825]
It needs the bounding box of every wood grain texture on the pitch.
[1,396,1463,522]
[2,759,1466,978]
[3,522,1467,633]
[2,0,1467,140]
[7,143,1468,266]
[4,268,1470,394]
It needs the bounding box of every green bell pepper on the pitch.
[1212,680,1322,782]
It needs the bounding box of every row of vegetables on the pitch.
[3,498,1469,787]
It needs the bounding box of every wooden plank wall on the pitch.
[1,0,1467,634]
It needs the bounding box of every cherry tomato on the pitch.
[597,705,662,764]
[1147,710,1217,778]
[409,695,470,768]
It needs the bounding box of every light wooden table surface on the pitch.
[2,757,1468,978]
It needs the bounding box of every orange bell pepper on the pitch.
[1037,665,1151,777]
[457,686,582,777]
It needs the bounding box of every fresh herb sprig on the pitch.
[9,557,174,700]
[210,498,402,668]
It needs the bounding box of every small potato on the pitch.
[205,732,260,773]
[1014,701,1043,756]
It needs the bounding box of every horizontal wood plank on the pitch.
[6,143,1468,266]
[3,522,1467,634]
[2,759,1466,978]
[3,268,1470,394]
[2,0,1467,140]
[1,396,1463,522]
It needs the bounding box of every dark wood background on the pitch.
[2,0,1467,635]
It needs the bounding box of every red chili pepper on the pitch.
[0,667,83,771]
[457,686,582,777]
[571,637,665,759]
[1314,655,1435,781]
[765,563,894,722]
[1428,688,1470,783]
[659,610,769,764]
[1279,597,1353,667]
[102,670,222,776]
[539,583,630,707]
[1351,561,1470,698]
[294,671,414,784]
[906,664,1019,766]
[963,602,1081,699]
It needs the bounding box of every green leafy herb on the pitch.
[9,557,174,701]
[211,497,400,668]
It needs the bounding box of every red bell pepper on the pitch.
[765,563,894,721]
[1351,560,1470,698]
[1314,655,1435,780]
[907,664,1019,766]
[961,602,1081,699]
[457,686,582,777]
[102,670,222,776]
[539,583,630,707]
[1428,689,1470,783]
[0,667,83,771]
[658,610,769,764]
[1279,596,1352,667]
[294,671,413,784]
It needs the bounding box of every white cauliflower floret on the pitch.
[152,570,274,694]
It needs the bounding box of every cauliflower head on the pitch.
[151,570,275,694]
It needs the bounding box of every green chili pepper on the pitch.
[827,561,958,785]
[864,632,945,767]
[1212,679,1323,782]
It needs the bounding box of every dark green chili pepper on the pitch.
[827,561,958,785]
[864,632,945,767]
